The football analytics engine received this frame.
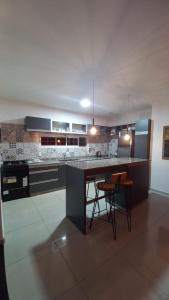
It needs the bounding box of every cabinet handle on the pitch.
[29,168,59,174]
[29,178,59,185]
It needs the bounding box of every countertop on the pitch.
[66,157,148,170]
[28,159,64,167]
[27,156,112,167]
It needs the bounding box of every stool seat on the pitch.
[97,182,115,191]
[86,175,96,182]
[120,179,133,187]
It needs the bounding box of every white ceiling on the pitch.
[0,0,169,117]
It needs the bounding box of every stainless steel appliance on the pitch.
[1,160,29,201]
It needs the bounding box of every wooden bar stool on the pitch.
[86,175,100,212]
[89,181,115,230]
[89,173,123,231]
[86,175,97,200]
[110,173,133,240]
[89,172,133,240]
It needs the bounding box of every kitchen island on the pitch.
[66,157,150,234]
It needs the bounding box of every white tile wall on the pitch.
[0,139,118,161]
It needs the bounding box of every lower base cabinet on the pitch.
[29,164,66,196]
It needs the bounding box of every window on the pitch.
[56,137,66,145]
[67,138,78,146]
[79,137,87,146]
[41,136,85,146]
[41,137,55,145]
[41,136,67,146]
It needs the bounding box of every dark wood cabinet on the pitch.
[29,164,66,195]
[134,119,151,159]
[25,116,51,132]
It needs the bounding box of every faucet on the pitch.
[96,151,102,157]
[63,153,67,160]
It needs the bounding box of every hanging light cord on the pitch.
[127,94,129,132]
[92,80,95,125]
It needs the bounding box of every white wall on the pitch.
[151,99,169,194]
[109,108,152,126]
[0,99,110,126]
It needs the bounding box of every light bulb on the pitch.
[90,126,97,135]
[124,133,130,141]
[80,98,91,108]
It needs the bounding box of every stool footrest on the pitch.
[86,194,106,205]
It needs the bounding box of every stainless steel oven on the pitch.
[1,160,29,201]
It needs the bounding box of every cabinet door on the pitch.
[29,165,66,195]
[25,116,51,131]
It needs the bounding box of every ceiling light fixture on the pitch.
[80,98,91,108]
[90,80,97,135]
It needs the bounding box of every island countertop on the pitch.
[66,157,148,170]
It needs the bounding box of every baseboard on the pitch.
[149,188,169,198]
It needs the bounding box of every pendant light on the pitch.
[90,80,97,135]
[124,94,131,141]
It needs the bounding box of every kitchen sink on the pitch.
[58,158,79,161]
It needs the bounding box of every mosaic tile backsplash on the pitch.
[0,123,118,161]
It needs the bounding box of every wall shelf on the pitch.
[72,123,87,134]
[52,121,70,133]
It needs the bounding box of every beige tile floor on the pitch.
[3,186,169,300]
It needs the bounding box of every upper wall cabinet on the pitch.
[52,121,70,133]
[25,116,111,138]
[25,116,51,132]
[87,124,111,136]
[72,123,87,134]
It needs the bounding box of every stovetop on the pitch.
[3,160,27,165]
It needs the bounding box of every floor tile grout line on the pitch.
[4,218,44,235]
[30,194,66,226]
[5,191,169,300]
[79,253,166,300]
[3,196,47,234]
[29,195,64,230]
[123,256,168,299]
[5,247,48,269]
[54,283,89,300]
[5,219,48,235]
[61,217,168,289]
[79,284,91,300]
[31,193,82,294]
[59,246,82,284]
[63,245,127,285]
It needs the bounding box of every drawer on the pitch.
[29,166,60,174]
[30,179,65,195]
[29,171,60,183]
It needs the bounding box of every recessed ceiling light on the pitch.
[80,98,91,108]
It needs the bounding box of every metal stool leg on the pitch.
[126,186,132,232]
[105,200,109,219]
[86,182,90,199]
[127,210,131,232]
[107,191,115,222]
[89,199,97,229]
[112,202,116,240]
[94,181,100,213]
